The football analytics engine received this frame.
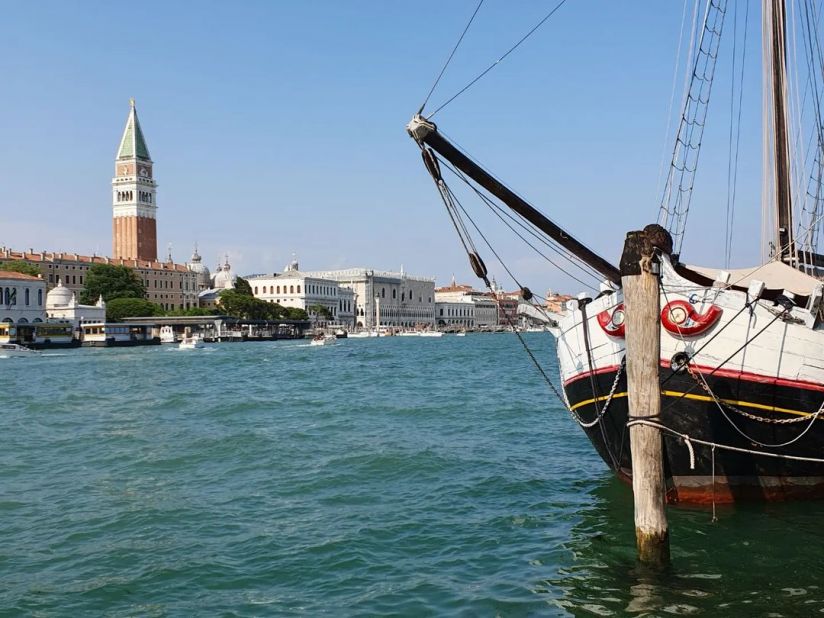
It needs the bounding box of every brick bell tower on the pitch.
[112,98,157,261]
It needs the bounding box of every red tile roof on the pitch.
[0,270,42,281]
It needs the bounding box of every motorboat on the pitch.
[179,332,205,349]
[310,334,336,346]
[0,343,39,357]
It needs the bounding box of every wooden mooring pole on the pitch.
[620,224,670,566]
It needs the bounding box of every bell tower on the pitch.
[112,98,157,261]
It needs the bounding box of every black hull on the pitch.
[565,365,824,503]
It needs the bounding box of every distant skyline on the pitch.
[2,2,768,294]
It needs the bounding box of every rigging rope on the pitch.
[437,156,604,289]
[428,0,569,117]
[724,0,749,269]
[419,0,485,114]
[658,0,729,256]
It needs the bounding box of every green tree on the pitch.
[219,289,273,319]
[166,306,218,317]
[0,260,42,277]
[106,297,164,321]
[81,264,146,304]
[235,276,253,297]
[307,304,332,320]
[285,307,309,320]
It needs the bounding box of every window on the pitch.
[277,286,280,294]
[254,286,258,294]
[24,289,29,305]
[297,285,301,293]
[393,289,396,299]
[38,289,42,306]
[290,285,294,293]
[381,288,385,298]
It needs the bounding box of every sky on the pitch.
[0,1,773,295]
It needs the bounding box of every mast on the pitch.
[407,116,622,285]
[767,0,794,263]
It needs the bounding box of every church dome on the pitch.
[46,280,74,308]
[186,247,211,289]
[213,257,236,290]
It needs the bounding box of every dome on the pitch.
[46,280,74,308]
[284,255,299,272]
[213,257,236,290]
[186,247,211,289]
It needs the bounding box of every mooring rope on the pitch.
[627,418,824,464]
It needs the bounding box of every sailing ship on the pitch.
[408,0,824,503]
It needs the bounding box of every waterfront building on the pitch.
[435,278,498,328]
[0,248,200,312]
[112,99,157,262]
[45,280,106,326]
[0,270,46,324]
[247,259,356,328]
[304,267,435,329]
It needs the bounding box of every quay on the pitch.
[121,315,311,344]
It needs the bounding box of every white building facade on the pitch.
[0,271,47,324]
[305,268,435,329]
[435,285,499,328]
[247,261,355,327]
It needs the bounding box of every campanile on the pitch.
[112,99,157,261]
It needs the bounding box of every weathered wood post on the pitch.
[621,224,671,566]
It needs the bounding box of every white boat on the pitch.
[159,325,176,343]
[349,330,379,338]
[179,332,205,349]
[418,331,444,338]
[455,331,467,337]
[310,334,336,346]
[0,343,39,357]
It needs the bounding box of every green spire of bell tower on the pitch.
[116,98,151,161]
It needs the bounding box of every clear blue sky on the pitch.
[1,1,767,294]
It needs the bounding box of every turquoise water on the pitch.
[2,334,824,616]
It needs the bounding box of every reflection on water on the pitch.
[543,476,824,615]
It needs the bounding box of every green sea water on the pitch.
[2,334,824,616]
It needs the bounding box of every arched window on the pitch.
[276,285,280,294]
[24,289,29,305]
[254,286,258,294]
[37,289,43,305]
[290,285,294,293]
[392,289,396,299]
[297,285,301,294]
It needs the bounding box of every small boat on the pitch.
[334,329,348,339]
[418,331,444,338]
[159,325,176,344]
[455,331,467,337]
[0,343,39,357]
[349,330,379,338]
[179,332,205,349]
[310,333,336,346]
